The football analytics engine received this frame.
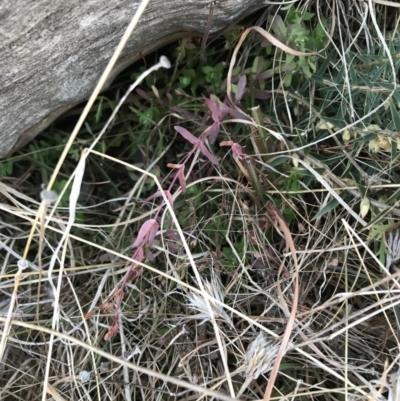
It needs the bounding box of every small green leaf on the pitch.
[0,161,13,178]
[303,12,315,21]
[354,182,367,198]
[300,63,312,78]
[179,76,191,88]
[270,14,287,37]
[389,99,400,133]
[353,133,377,144]
[202,66,213,74]
[252,57,260,74]
[368,223,392,241]
[371,64,386,83]
[391,139,397,158]
[312,198,340,220]
[323,118,346,130]
[392,90,400,105]
[95,97,103,124]
[269,156,289,167]
[284,71,293,86]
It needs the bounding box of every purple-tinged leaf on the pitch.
[128,265,142,282]
[229,108,252,121]
[165,191,174,207]
[220,140,245,160]
[167,162,184,169]
[208,94,230,121]
[199,143,219,165]
[232,143,245,159]
[171,106,195,120]
[166,229,180,241]
[174,126,218,165]
[177,166,187,193]
[258,70,274,81]
[144,220,159,247]
[254,89,271,100]
[261,38,272,48]
[146,190,174,207]
[174,126,199,145]
[205,98,220,122]
[167,163,187,193]
[257,56,264,74]
[165,230,181,254]
[144,191,159,204]
[219,102,230,121]
[208,123,220,145]
[105,322,119,340]
[209,94,220,105]
[134,247,144,263]
[136,88,151,101]
[235,75,247,102]
[133,219,159,248]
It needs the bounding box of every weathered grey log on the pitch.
[0,0,265,158]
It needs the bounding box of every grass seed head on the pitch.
[386,229,400,269]
[243,333,279,381]
[186,278,232,326]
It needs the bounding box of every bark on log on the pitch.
[0,0,265,158]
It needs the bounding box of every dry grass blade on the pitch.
[262,203,299,401]
[0,317,238,401]
[0,259,28,362]
[42,149,89,400]
[362,0,400,8]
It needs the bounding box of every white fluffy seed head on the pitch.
[186,278,232,326]
[244,333,279,381]
[386,229,400,269]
